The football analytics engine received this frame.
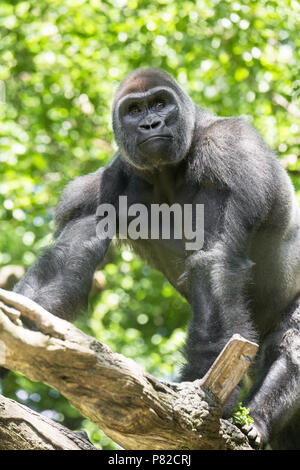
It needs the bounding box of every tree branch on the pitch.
[0,265,25,290]
[0,288,258,450]
[0,395,97,450]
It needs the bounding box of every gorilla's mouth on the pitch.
[139,135,172,145]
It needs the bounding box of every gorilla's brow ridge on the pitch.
[116,86,176,109]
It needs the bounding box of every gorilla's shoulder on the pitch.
[204,116,259,140]
[55,154,127,230]
[199,116,271,159]
[55,168,104,229]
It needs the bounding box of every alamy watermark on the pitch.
[96,196,204,251]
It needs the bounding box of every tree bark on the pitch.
[0,265,25,290]
[0,288,258,450]
[0,395,97,450]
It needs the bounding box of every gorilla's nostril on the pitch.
[151,120,161,129]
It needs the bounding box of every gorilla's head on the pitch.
[112,68,196,170]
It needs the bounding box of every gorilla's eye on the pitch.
[128,104,141,115]
[153,100,165,110]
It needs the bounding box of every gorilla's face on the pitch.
[118,87,178,167]
[112,69,196,170]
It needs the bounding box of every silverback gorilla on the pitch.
[14,69,300,449]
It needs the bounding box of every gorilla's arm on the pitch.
[180,117,300,446]
[14,158,127,319]
[14,215,110,319]
[182,118,278,379]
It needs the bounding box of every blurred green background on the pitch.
[0,0,299,449]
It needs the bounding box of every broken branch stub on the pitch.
[202,334,258,405]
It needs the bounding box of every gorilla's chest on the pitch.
[119,180,229,294]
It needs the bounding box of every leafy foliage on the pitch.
[0,0,299,449]
[231,402,254,427]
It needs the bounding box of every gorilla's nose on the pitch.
[139,118,163,132]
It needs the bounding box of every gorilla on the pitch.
[14,68,300,449]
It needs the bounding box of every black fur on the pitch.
[14,69,300,449]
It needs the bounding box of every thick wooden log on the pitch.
[0,288,258,450]
[0,395,97,450]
